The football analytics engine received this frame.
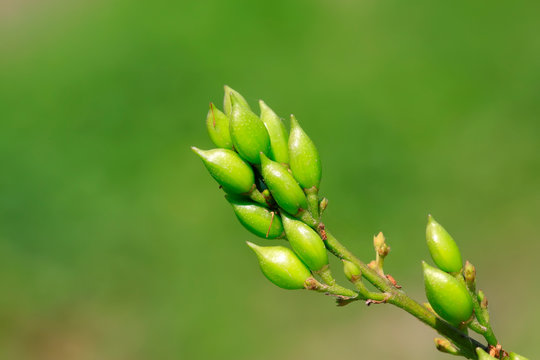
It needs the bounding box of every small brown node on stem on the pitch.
[386,274,402,289]
[304,277,319,290]
[218,185,223,189]
[318,223,327,240]
[336,298,357,307]
[365,294,391,306]
[488,344,505,358]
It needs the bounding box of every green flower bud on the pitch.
[281,213,328,271]
[246,241,311,290]
[206,103,233,149]
[426,215,463,273]
[422,262,473,326]
[226,195,284,239]
[288,115,322,190]
[434,338,460,356]
[259,100,289,164]
[463,260,476,291]
[224,85,250,117]
[476,348,497,360]
[509,352,530,360]
[230,96,271,164]
[260,152,308,215]
[192,147,255,195]
[343,260,361,282]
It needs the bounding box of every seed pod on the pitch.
[192,147,255,194]
[343,260,361,282]
[260,152,308,215]
[230,95,271,164]
[509,352,530,360]
[226,195,284,239]
[423,262,473,325]
[246,242,312,290]
[476,348,497,360]
[206,103,233,149]
[224,85,250,117]
[288,115,322,190]
[281,213,328,271]
[426,215,463,273]
[259,100,289,164]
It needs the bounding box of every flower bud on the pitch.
[260,152,308,215]
[476,348,497,360]
[342,260,361,282]
[226,195,284,239]
[422,262,473,326]
[434,338,460,355]
[281,213,328,271]
[463,260,476,291]
[509,352,530,360]
[206,103,233,149]
[224,85,250,117]
[426,215,463,273]
[374,232,390,257]
[288,115,322,190]
[192,147,255,194]
[230,96,271,164]
[259,100,289,164]
[246,242,311,290]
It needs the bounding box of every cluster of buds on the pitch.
[193,87,530,360]
[193,86,333,291]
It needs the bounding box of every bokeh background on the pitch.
[1,1,539,359]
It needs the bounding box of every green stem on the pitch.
[305,186,320,220]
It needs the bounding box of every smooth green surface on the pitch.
[423,262,473,325]
[206,104,233,149]
[281,213,328,271]
[1,1,539,359]
[260,153,308,215]
[226,196,284,239]
[246,242,311,290]
[259,100,290,164]
[426,215,463,273]
[289,115,322,190]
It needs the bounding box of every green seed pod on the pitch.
[206,103,233,149]
[343,260,361,282]
[260,152,308,215]
[225,195,284,239]
[192,147,255,195]
[230,95,271,164]
[259,100,289,164]
[224,85,250,117]
[422,262,473,325]
[246,241,312,290]
[509,352,530,360]
[281,213,328,271]
[426,215,463,273]
[476,348,497,360]
[288,115,322,190]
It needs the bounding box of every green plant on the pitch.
[192,86,529,360]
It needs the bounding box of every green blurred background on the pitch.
[1,1,539,359]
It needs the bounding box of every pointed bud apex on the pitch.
[281,213,328,271]
[206,103,233,149]
[224,85,250,117]
[464,261,476,290]
[288,115,322,189]
[260,152,308,215]
[374,232,390,257]
[192,147,255,194]
[319,197,328,214]
[434,338,460,355]
[259,100,289,164]
[476,348,497,360]
[343,260,361,282]
[478,290,488,309]
[509,352,530,360]
[246,242,311,290]
[423,262,473,325]
[229,97,270,164]
[426,215,463,273]
[226,195,284,239]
